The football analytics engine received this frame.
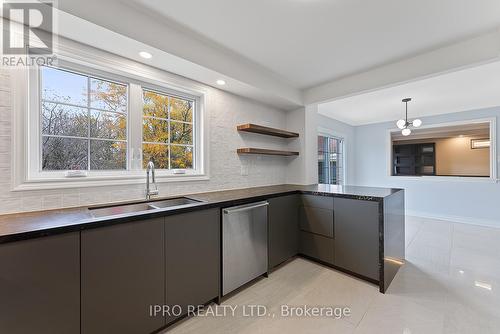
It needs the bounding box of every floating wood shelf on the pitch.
[237,123,299,138]
[237,148,299,156]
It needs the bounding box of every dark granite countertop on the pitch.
[0,184,402,243]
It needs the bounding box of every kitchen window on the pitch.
[41,66,128,171]
[142,89,194,170]
[17,58,206,190]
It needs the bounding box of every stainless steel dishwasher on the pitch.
[222,201,268,296]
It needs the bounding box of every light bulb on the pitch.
[396,119,406,129]
[412,119,422,127]
[216,79,226,85]
[139,51,152,59]
[402,128,411,136]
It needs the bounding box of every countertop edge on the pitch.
[0,186,404,244]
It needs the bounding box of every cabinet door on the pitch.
[299,195,334,238]
[165,209,220,324]
[268,195,299,268]
[0,233,80,334]
[82,219,165,334]
[299,206,334,237]
[334,198,379,280]
[299,231,334,264]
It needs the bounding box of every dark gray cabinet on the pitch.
[301,194,334,210]
[81,218,165,334]
[299,206,334,237]
[299,231,334,264]
[298,195,335,264]
[268,195,299,268]
[333,198,379,280]
[299,195,334,237]
[0,233,80,334]
[165,209,220,324]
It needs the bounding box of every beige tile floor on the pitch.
[164,216,500,334]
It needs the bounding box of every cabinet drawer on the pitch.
[299,231,334,264]
[301,194,334,210]
[299,206,334,238]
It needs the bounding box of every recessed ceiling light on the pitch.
[139,51,152,59]
[216,79,226,86]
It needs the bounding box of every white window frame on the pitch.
[30,63,131,175]
[11,42,209,191]
[317,127,346,186]
[386,117,498,182]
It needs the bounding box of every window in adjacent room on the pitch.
[318,135,344,185]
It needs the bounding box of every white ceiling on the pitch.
[127,0,500,89]
[39,0,500,110]
[47,1,304,110]
[318,60,500,125]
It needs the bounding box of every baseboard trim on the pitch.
[406,210,500,229]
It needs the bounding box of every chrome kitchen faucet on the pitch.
[146,159,159,200]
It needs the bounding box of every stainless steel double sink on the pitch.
[89,197,204,218]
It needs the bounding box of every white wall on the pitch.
[353,107,500,227]
[0,65,293,214]
[315,113,356,185]
[285,107,307,184]
[285,105,355,185]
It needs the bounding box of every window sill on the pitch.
[12,173,210,191]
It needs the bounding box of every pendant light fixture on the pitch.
[396,98,421,136]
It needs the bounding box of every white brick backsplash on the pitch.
[0,121,10,136]
[22,196,43,212]
[0,74,291,215]
[110,188,145,202]
[60,195,78,209]
[0,76,10,91]
[0,107,10,121]
[0,91,10,107]
[0,136,10,153]
[0,196,22,214]
[79,190,110,206]
[0,153,9,168]
[42,194,63,210]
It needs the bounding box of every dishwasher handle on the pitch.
[223,201,269,214]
